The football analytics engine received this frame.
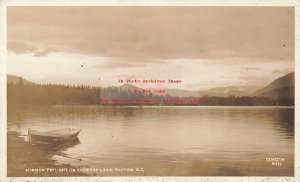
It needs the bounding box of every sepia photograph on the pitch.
[4,5,295,178]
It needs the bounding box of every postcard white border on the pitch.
[0,0,299,182]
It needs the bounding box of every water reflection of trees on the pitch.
[270,108,294,139]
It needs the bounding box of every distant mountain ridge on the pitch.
[7,75,33,85]
[253,72,294,99]
[114,83,257,97]
[7,72,295,100]
[164,86,258,97]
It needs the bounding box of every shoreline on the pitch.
[7,131,88,177]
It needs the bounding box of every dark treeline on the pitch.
[7,81,293,106]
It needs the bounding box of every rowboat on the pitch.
[28,128,81,144]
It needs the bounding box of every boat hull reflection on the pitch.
[30,137,81,153]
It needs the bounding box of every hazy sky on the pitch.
[7,7,294,90]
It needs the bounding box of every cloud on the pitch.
[242,67,263,71]
[8,41,55,57]
[32,48,56,57]
[7,7,294,61]
[272,68,294,75]
[100,61,146,68]
[8,41,36,54]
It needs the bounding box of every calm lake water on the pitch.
[8,105,294,176]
